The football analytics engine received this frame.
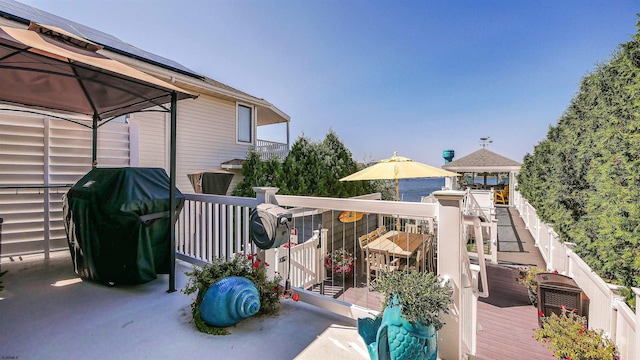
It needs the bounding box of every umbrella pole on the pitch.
[395,179,399,201]
[395,179,400,230]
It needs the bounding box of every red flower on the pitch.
[247,254,253,260]
[538,311,545,317]
[264,262,270,267]
[553,270,559,274]
[253,262,260,268]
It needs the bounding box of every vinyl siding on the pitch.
[129,111,166,169]
[131,95,253,194]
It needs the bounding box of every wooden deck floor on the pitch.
[314,206,557,359]
[475,264,554,360]
[475,206,554,359]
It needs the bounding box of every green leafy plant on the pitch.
[535,306,619,360]
[182,254,283,335]
[518,19,640,292]
[515,266,546,293]
[372,270,452,330]
[231,131,392,199]
[324,248,354,275]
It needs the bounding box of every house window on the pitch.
[237,104,253,144]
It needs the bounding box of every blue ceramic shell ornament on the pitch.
[199,276,261,327]
[357,295,438,360]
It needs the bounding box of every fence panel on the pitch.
[568,251,613,335]
[614,300,636,360]
[514,190,637,359]
[176,193,258,263]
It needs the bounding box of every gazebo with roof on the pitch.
[442,148,521,204]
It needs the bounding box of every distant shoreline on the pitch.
[397,178,444,202]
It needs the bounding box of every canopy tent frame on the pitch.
[0,22,196,292]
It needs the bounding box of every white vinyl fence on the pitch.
[513,190,639,360]
[0,112,133,258]
[176,188,479,359]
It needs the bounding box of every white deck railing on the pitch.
[513,190,639,359]
[176,188,479,359]
[176,193,259,265]
[255,139,288,161]
[464,189,498,264]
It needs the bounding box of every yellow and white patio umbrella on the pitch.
[340,152,460,201]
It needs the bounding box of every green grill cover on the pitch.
[63,168,184,285]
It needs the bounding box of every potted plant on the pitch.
[516,266,545,306]
[324,248,354,283]
[357,270,452,360]
[182,253,283,335]
[535,306,619,359]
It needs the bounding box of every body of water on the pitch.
[397,178,445,202]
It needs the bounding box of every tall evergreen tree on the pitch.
[232,131,388,199]
[518,18,640,287]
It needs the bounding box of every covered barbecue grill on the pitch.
[63,167,184,285]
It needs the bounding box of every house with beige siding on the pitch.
[0,0,290,192]
[0,0,289,256]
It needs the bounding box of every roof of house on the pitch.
[442,148,521,172]
[221,158,245,170]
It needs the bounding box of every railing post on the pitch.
[253,187,280,204]
[634,287,640,358]
[490,218,498,264]
[563,242,576,277]
[434,190,465,360]
[547,222,554,272]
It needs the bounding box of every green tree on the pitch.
[232,131,389,199]
[518,17,640,288]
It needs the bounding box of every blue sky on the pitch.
[18,0,640,165]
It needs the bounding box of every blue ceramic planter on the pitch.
[357,296,438,360]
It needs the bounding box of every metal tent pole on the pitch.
[168,92,177,293]
[92,114,98,167]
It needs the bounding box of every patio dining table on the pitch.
[364,230,427,259]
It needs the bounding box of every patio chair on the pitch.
[414,234,435,273]
[494,185,509,205]
[367,248,399,287]
[358,229,379,273]
[405,223,418,233]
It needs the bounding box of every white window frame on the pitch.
[236,103,254,145]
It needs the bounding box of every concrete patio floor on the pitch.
[0,253,369,360]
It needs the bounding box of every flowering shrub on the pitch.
[324,249,354,275]
[535,306,619,360]
[183,253,283,335]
